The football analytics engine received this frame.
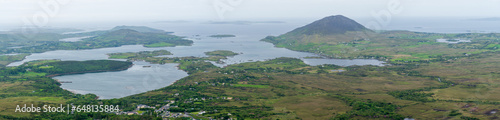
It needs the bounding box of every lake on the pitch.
[54,61,188,99]
[436,38,471,44]
[8,21,387,99]
[59,36,92,42]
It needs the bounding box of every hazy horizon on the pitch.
[1,0,500,32]
[1,0,499,22]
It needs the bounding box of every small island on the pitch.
[204,50,239,57]
[108,50,172,59]
[208,34,236,38]
[303,56,324,59]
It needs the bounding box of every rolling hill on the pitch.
[287,15,371,35]
[262,15,500,62]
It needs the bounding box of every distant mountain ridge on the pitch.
[62,26,172,38]
[111,26,168,33]
[287,15,370,35]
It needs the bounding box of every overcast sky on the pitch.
[1,0,500,26]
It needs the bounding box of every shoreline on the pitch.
[55,62,186,99]
[51,63,134,98]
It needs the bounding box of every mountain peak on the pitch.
[289,15,369,35]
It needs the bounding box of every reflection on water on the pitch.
[436,38,471,44]
[302,58,384,66]
[59,36,92,42]
[7,45,168,67]
[56,61,188,99]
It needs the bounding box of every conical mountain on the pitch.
[288,15,370,35]
[261,15,375,57]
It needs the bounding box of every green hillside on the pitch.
[262,15,500,64]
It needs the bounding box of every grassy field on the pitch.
[263,31,500,64]
[114,54,464,119]
[204,50,239,57]
[102,46,499,119]
[411,51,500,106]
[108,50,172,59]
[232,84,269,88]
[20,72,46,77]
[268,94,351,120]
[144,42,175,47]
[0,54,30,67]
[415,51,500,83]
